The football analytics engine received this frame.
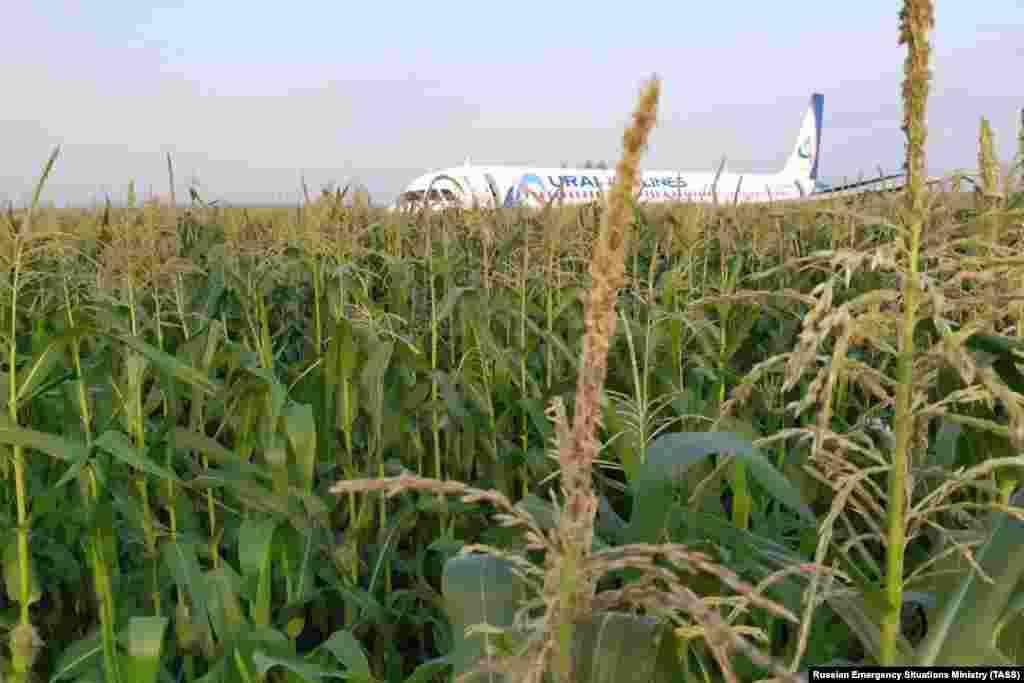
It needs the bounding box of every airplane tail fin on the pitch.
[781,93,824,184]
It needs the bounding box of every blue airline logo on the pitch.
[798,136,814,159]
[503,173,547,207]
[503,173,688,207]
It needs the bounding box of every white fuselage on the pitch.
[393,165,810,211]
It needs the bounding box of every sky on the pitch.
[3,1,1022,206]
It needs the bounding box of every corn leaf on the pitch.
[119,617,169,683]
[630,431,814,544]
[915,490,1024,665]
[442,553,529,682]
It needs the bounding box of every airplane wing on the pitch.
[814,173,905,196]
[813,172,977,199]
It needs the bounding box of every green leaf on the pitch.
[3,534,42,607]
[325,318,360,384]
[435,285,474,323]
[283,524,319,605]
[194,657,227,683]
[360,339,393,399]
[434,370,467,420]
[515,493,559,532]
[596,495,629,544]
[931,419,961,468]
[119,617,168,683]
[48,632,102,682]
[915,490,1024,666]
[205,565,246,645]
[1000,590,1024,626]
[360,339,394,447]
[442,554,684,683]
[826,590,916,664]
[171,427,242,466]
[964,333,1024,394]
[238,517,279,626]
[251,650,346,679]
[319,630,373,681]
[195,464,301,520]
[442,554,530,682]
[105,330,221,396]
[94,430,181,482]
[520,312,578,369]
[572,612,683,683]
[519,398,553,441]
[630,431,814,544]
[161,540,209,637]
[0,419,88,462]
[16,329,83,406]
[402,657,451,683]
[283,401,317,493]
[235,520,276,581]
[54,447,92,489]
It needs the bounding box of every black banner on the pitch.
[808,667,1022,681]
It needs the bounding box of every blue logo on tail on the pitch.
[798,136,814,160]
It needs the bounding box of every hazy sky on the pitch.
[4,1,1022,206]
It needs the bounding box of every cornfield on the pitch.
[4,2,1024,682]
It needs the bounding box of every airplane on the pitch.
[391,92,825,210]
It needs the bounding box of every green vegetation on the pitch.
[4,2,1024,681]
